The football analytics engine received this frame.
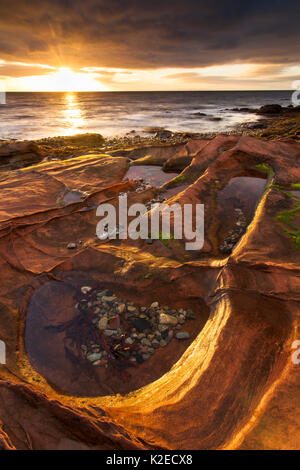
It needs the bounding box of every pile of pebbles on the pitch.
[219,208,247,254]
[121,176,153,194]
[78,286,195,368]
[145,193,166,210]
[132,177,152,193]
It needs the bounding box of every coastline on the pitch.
[1,103,299,164]
[0,101,299,449]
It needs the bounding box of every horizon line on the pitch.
[3,89,292,93]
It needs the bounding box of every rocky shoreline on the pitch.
[0,103,299,167]
[0,103,299,449]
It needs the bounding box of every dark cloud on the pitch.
[0,0,299,70]
[0,64,54,77]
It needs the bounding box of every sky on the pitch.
[0,0,299,91]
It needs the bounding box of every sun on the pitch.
[12,66,108,92]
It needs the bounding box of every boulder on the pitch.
[257,104,283,114]
[0,141,42,168]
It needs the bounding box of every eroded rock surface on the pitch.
[0,134,299,450]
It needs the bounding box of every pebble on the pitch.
[87,352,102,362]
[117,303,126,314]
[125,337,134,345]
[98,316,108,330]
[159,313,178,326]
[67,242,77,249]
[102,295,116,302]
[127,305,137,312]
[186,309,195,319]
[81,286,92,294]
[160,339,167,347]
[104,329,114,336]
[175,332,190,340]
[150,301,159,308]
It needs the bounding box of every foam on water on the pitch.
[0,90,291,141]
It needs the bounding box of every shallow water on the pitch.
[63,189,86,204]
[0,90,291,140]
[218,176,267,213]
[217,176,267,245]
[25,279,207,396]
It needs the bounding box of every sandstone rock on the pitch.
[0,141,42,168]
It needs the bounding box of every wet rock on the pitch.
[142,353,151,360]
[104,329,114,336]
[257,104,282,115]
[208,116,222,121]
[155,130,172,139]
[247,122,266,130]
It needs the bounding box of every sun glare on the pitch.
[12,66,108,92]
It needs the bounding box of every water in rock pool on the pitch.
[25,280,207,396]
[217,176,267,254]
[123,165,179,187]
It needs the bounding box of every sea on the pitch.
[0,90,292,141]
